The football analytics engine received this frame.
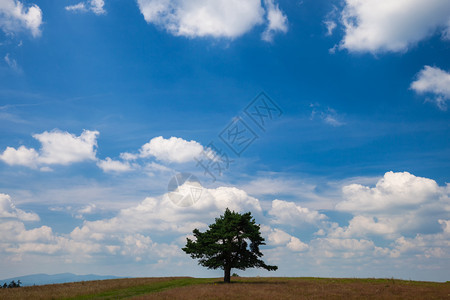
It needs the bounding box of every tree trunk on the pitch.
[224,266,231,283]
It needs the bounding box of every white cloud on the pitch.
[411,65,450,110]
[261,0,288,42]
[266,228,308,252]
[90,0,105,14]
[267,228,291,245]
[137,0,287,41]
[0,129,99,169]
[1,221,52,243]
[336,171,439,213]
[75,204,97,219]
[137,0,264,38]
[269,199,327,225]
[0,0,43,37]
[70,185,262,243]
[0,145,39,168]
[97,157,134,173]
[0,219,104,256]
[66,0,105,15]
[78,204,96,214]
[439,219,450,233]
[1,172,449,280]
[119,234,180,261]
[332,172,450,239]
[339,0,450,53]
[287,236,308,252]
[0,193,39,221]
[47,185,262,262]
[138,136,204,163]
[1,131,203,173]
[144,161,172,173]
[65,3,87,13]
[120,152,138,161]
[389,225,450,259]
[0,196,148,259]
[34,129,99,165]
[331,215,397,238]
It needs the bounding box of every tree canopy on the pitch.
[182,208,277,283]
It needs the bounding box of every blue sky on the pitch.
[0,0,449,282]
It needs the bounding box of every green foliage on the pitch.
[182,208,277,282]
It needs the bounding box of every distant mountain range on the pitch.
[0,273,122,287]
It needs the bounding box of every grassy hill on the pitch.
[0,276,448,299]
[0,273,121,287]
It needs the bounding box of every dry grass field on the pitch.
[0,277,448,299]
[136,277,450,300]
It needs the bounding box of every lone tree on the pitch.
[182,208,277,283]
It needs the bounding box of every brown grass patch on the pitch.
[134,277,450,300]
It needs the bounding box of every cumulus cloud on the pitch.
[0,145,39,168]
[0,194,39,221]
[32,185,262,261]
[0,195,177,260]
[66,0,105,15]
[0,129,99,169]
[332,172,449,239]
[287,236,308,252]
[0,219,104,256]
[1,172,449,278]
[34,129,99,165]
[1,221,53,245]
[90,0,105,14]
[97,157,134,173]
[339,0,450,53]
[0,0,43,37]
[266,227,291,245]
[266,227,308,252]
[269,199,327,225]
[124,136,204,164]
[331,215,397,239]
[439,219,450,233]
[71,185,262,241]
[76,204,97,219]
[137,0,263,38]
[411,65,450,110]
[137,0,287,41]
[1,131,205,173]
[336,171,439,213]
[389,224,450,260]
